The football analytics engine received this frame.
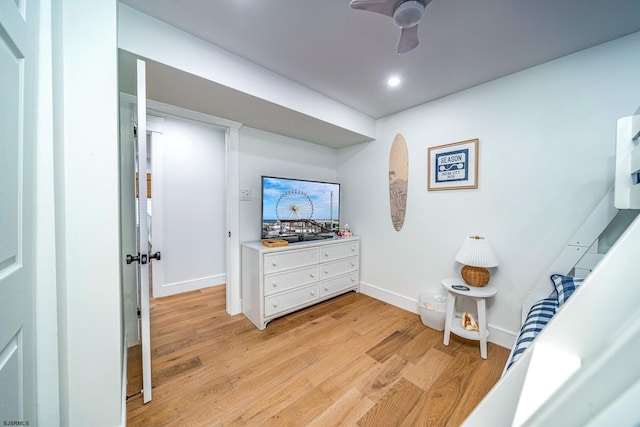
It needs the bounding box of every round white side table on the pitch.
[441,277,497,359]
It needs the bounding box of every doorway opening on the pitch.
[120,92,242,405]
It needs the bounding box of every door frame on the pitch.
[119,93,242,316]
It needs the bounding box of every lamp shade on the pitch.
[455,235,499,268]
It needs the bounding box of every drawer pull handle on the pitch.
[324,252,329,257]
[272,302,278,307]
[272,282,277,287]
[351,247,355,251]
[272,262,277,267]
[310,290,315,296]
[351,277,356,282]
[351,262,355,266]
[310,273,315,278]
[324,286,329,291]
[324,270,329,274]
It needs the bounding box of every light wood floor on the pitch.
[126,285,508,426]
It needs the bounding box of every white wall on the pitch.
[337,31,640,345]
[158,117,227,295]
[53,0,122,425]
[117,4,375,141]
[238,127,339,243]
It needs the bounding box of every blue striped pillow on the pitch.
[506,296,559,370]
[550,274,583,306]
[506,274,584,371]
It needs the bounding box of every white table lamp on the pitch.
[455,235,499,287]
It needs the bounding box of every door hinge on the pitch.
[133,125,138,137]
[229,231,231,238]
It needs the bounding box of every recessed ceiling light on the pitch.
[387,76,401,87]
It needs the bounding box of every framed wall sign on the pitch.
[427,138,478,191]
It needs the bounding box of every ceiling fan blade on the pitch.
[397,25,419,54]
[349,0,398,18]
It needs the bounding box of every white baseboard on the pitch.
[360,281,421,314]
[487,325,516,349]
[161,273,226,297]
[359,281,515,350]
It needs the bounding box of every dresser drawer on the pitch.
[264,248,319,274]
[264,266,319,296]
[265,284,319,317]
[320,273,359,297]
[319,241,359,261]
[242,238,360,330]
[320,256,359,280]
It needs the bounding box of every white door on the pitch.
[136,59,153,404]
[0,0,39,423]
[122,59,153,404]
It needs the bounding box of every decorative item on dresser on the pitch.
[455,235,499,287]
[241,237,360,330]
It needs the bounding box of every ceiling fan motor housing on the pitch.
[393,1,425,28]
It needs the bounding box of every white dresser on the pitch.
[241,237,360,330]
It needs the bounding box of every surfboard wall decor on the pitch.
[389,134,409,231]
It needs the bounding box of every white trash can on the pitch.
[419,292,447,331]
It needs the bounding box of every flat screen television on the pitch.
[261,176,340,241]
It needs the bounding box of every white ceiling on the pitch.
[119,0,640,144]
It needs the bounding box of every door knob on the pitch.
[125,253,147,264]
[125,254,140,264]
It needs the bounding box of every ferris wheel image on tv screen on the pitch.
[276,189,314,220]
